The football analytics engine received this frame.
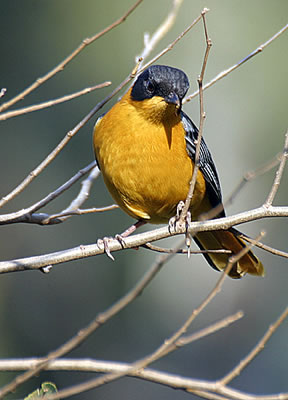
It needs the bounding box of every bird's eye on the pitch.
[146,80,155,94]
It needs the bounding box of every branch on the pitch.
[1,205,288,273]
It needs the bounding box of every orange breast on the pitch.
[93,93,206,224]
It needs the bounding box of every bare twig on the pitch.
[179,311,244,347]
[0,0,143,114]
[143,242,231,255]
[44,205,119,224]
[0,162,97,224]
[0,252,168,399]
[264,131,288,207]
[180,10,212,222]
[223,151,282,210]
[240,233,288,259]
[184,23,288,103]
[0,82,111,121]
[43,165,105,224]
[137,0,184,69]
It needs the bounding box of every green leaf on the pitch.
[24,382,58,399]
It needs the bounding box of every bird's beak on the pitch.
[164,92,181,111]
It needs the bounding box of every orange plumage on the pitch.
[93,65,264,278]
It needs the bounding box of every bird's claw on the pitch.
[97,237,115,261]
[115,234,126,248]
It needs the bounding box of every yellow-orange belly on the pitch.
[93,100,206,224]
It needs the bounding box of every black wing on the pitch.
[181,111,224,216]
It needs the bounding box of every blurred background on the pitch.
[0,0,287,399]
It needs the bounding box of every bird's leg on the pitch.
[115,220,146,247]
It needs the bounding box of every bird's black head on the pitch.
[131,65,189,109]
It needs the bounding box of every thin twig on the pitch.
[184,23,288,103]
[223,152,282,210]
[137,0,184,69]
[264,131,288,207]
[0,252,169,399]
[0,0,143,114]
[240,233,288,259]
[0,82,111,121]
[180,10,212,222]
[43,165,103,224]
[44,205,119,224]
[0,162,97,224]
[143,242,231,255]
[178,311,244,347]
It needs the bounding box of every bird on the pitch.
[93,64,264,279]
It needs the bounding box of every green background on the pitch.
[0,0,287,399]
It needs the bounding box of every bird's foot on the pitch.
[97,237,115,260]
[97,230,136,260]
[98,221,146,259]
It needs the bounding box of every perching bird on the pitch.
[93,65,264,278]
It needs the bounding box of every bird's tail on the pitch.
[194,229,264,279]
